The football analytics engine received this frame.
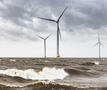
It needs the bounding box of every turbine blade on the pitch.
[37,35,44,40]
[94,42,99,46]
[59,29,62,40]
[46,34,52,39]
[38,17,56,22]
[100,42,104,46]
[57,23,62,40]
[57,22,62,40]
[58,7,68,21]
[98,33,100,42]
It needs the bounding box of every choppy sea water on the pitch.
[0,58,107,90]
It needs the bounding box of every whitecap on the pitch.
[94,61,100,65]
[0,67,68,81]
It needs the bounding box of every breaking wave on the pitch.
[0,67,68,81]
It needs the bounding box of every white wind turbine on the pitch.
[37,34,51,58]
[94,33,103,65]
[95,34,103,60]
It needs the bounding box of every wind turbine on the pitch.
[38,7,68,58]
[95,34,103,60]
[37,34,51,58]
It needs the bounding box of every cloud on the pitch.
[0,0,107,41]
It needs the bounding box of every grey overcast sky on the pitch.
[0,0,107,57]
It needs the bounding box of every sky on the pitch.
[0,0,107,57]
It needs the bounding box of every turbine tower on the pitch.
[37,34,51,58]
[95,34,103,60]
[38,7,67,58]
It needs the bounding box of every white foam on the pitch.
[10,59,16,62]
[0,67,68,81]
[94,61,100,65]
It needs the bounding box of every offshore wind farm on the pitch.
[38,7,68,58]
[0,0,107,90]
[0,8,106,90]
